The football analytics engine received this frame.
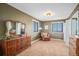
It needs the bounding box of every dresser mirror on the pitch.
[21,23,25,34]
[5,20,26,37]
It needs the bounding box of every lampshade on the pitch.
[39,27,42,30]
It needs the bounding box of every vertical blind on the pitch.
[52,23,63,32]
[32,21,38,32]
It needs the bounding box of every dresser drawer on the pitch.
[69,47,76,56]
[4,40,15,48]
[6,47,16,56]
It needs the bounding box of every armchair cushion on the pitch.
[41,32,50,41]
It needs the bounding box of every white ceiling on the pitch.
[8,3,77,21]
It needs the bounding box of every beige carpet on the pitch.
[17,39,69,56]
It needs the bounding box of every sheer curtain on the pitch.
[71,18,77,35]
[77,20,79,35]
[71,18,79,36]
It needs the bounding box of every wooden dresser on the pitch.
[0,36,31,56]
[69,36,79,56]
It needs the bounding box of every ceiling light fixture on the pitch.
[43,10,54,16]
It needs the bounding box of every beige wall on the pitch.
[0,3,41,40]
[1,3,78,40]
[32,20,41,40]
[41,21,64,39]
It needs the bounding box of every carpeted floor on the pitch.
[17,38,69,56]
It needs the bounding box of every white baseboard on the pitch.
[31,38,40,44]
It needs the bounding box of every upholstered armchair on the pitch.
[41,32,50,41]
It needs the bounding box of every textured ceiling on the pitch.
[8,3,77,21]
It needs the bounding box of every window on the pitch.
[77,20,79,35]
[71,18,77,35]
[32,21,38,32]
[52,23,63,32]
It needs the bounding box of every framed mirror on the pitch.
[16,22,21,35]
[21,23,25,35]
[16,22,25,35]
[5,20,26,37]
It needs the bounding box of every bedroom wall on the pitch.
[63,19,72,45]
[41,21,64,39]
[63,9,79,46]
[0,3,41,40]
